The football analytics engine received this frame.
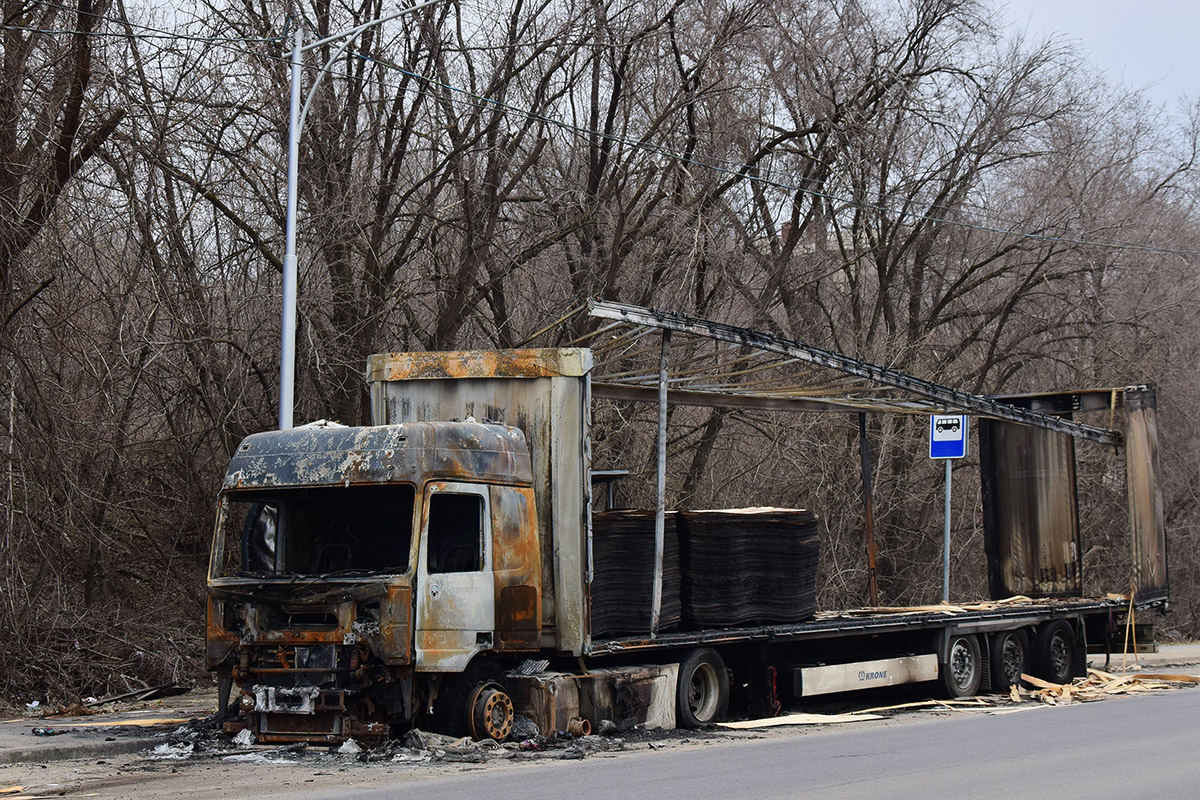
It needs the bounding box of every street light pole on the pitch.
[278,0,443,430]
[280,17,302,431]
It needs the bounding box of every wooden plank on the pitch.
[719,712,883,729]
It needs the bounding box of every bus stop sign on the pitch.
[930,415,968,459]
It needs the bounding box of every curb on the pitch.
[0,735,163,766]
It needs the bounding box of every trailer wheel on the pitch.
[434,659,514,741]
[940,634,982,698]
[677,648,730,727]
[1035,621,1077,685]
[989,629,1030,691]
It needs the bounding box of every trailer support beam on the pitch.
[588,301,1119,446]
[859,413,879,607]
[651,330,671,637]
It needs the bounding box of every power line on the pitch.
[0,22,282,44]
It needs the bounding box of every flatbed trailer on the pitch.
[207,303,1167,744]
[592,599,1119,654]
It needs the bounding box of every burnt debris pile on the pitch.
[678,508,820,627]
[590,511,681,636]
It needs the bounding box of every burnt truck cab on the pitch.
[206,420,542,743]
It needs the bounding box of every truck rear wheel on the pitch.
[1035,621,1077,685]
[677,647,729,727]
[940,634,982,698]
[989,629,1030,691]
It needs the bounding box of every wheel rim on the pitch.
[688,662,720,722]
[949,639,976,691]
[1001,636,1025,684]
[1049,632,1071,678]
[469,684,514,741]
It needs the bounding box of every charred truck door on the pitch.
[417,482,495,671]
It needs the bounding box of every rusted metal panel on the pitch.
[207,586,413,665]
[549,367,589,654]
[368,349,593,656]
[205,596,238,669]
[980,419,1082,598]
[376,584,412,664]
[509,664,677,734]
[366,348,591,382]
[491,485,542,649]
[1124,387,1169,603]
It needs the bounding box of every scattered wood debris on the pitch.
[718,697,994,729]
[84,683,191,708]
[820,596,1054,619]
[1020,668,1200,705]
[853,698,993,714]
[719,712,883,729]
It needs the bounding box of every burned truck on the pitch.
[207,306,1168,745]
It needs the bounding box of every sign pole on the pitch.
[930,413,967,604]
[942,459,952,603]
[859,412,879,607]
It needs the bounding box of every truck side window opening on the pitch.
[216,484,416,577]
[244,502,279,572]
[427,493,484,573]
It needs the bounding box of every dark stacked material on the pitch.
[678,508,820,627]
[590,511,681,636]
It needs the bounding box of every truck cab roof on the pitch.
[222,420,534,491]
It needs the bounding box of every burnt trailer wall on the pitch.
[367,349,592,655]
[980,420,1082,598]
[1123,387,1168,603]
[980,386,1168,605]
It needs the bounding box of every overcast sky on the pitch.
[997,0,1198,111]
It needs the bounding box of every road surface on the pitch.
[299,689,1199,800]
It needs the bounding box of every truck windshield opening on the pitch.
[214,484,415,579]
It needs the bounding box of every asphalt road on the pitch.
[301,689,1200,800]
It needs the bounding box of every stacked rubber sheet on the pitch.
[590,511,681,636]
[678,508,820,628]
[589,507,820,635]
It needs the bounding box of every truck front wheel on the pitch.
[468,682,514,742]
[677,647,730,728]
[434,660,514,741]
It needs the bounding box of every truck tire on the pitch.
[989,629,1030,691]
[1035,621,1077,685]
[940,634,982,698]
[677,647,730,728]
[434,659,514,741]
[468,682,515,742]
